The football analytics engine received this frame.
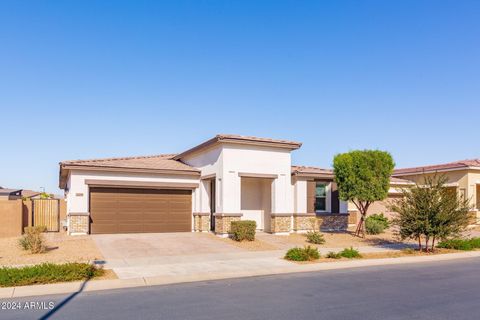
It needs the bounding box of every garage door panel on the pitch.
[90,187,192,234]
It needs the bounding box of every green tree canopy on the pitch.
[333,150,395,237]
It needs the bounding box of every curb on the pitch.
[1,251,480,299]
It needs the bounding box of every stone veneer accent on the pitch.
[68,213,89,234]
[293,214,317,232]
[293,213,348,232]
[317,213,348,231]
[193,213,211,232]
[270,214,292,234]
[214,213,242,235]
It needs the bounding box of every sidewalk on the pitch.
[108,245,413,279]
[1,250,480,299]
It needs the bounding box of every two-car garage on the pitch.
[89,187,192,234]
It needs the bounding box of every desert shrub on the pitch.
[339,247,362,258]
[365,214,389,235]
[19,226,47,254]
[401,248,416,255]
[437,237,480,251]
[305,231,325,244]
[468,237,480,249]
[230,220,256,241]
[326,251,342,259]
[0,263,104,287]
[285,246,320,261]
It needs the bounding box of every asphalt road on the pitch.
[1,257,480,320]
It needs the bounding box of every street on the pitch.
[1,257,480,320]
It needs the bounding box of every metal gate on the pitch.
[32,199,59,232]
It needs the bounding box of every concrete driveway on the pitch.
[92,232,285,279]
[93,232,245,258]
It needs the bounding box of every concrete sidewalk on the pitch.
[2,250,480,299]
[108,245,414,279]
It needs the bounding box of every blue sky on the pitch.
[1,1,479,193]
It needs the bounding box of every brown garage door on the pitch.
[89,187,192,234]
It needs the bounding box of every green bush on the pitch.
[365,213,390,235]
[19,226,47,254]
[326,251,342,259]
[230,220,256,241]
[339,247,362,259]
[436,238,480,251]
[468,237,480,249]
[285,246,320,261]
[0,263,104,287]
[305,231,325,244]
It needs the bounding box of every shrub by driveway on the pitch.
[0,233,103,267]
[0,263,104,287]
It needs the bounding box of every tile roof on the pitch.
[292,166,414,184]
[393,159,480,176]
[61,154,199,173]
[174,134,302,160]
[291,165,334,177]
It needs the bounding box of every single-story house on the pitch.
[348,159,480,225]
[59,134,351,236]
[0,188,41,200]
[392,159,480,224]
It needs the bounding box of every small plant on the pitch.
[18,226,47,254]
[401,248,416,255]
[326,251,341,259]
[305,231,325,244]
[365,213,389,235]
[230,220,256,241]
[437,238,474,251]
[0,263,104,287]
[339,247,362,259]
[285,246,320,261]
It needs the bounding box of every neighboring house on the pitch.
[59,134,351,236]
[0,187,41,200]
[393,159,480,224]
[347,177,415,222]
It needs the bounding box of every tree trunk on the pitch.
[431,236,436,251]
[418,236,422,251]
[355,213,366,238]
[425,236,429,252]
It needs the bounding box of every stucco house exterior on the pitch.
[393,159,480,225]
[59,134,350,236]
[347,159,480,225]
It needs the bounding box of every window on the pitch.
[315,183,327,211]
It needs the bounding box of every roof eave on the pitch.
[58,164,201,190]
[393,165,480,176]
[174,136,302,160]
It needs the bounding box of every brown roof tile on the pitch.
[61,154,199,173]
[291,166,335,179]
[174,134,302,160]
[393,159,480,176]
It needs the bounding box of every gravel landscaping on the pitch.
[0,232,104,266]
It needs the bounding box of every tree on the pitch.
[333,150,394,237]
[390,175,471,251]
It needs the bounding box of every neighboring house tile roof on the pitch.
[0,188,41,198]
[393,159,480,176]
[174,134,302,160]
